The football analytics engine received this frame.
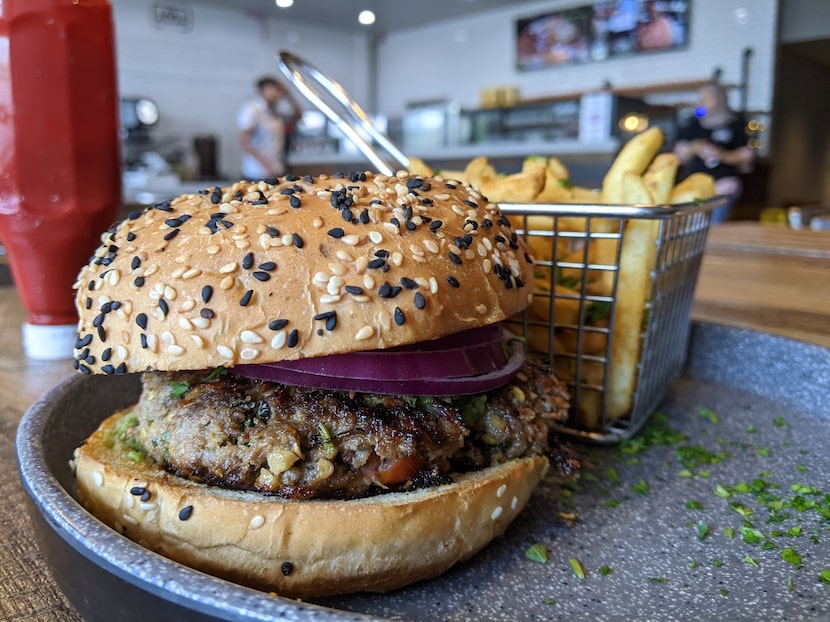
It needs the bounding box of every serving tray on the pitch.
[17,323,830,621]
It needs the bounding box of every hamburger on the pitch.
[71,171,573,598]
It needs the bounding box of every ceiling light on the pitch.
[358,10,376,25]
[275,0,293,8]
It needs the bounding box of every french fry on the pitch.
[669,172,716,204]
[406,156,434,177]
[547,157,569,182]
[643,153,679,205]
[601,126,663,203]
[480,167,545,203]
[464,156,498,189]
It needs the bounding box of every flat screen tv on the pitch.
[516,0,691,71]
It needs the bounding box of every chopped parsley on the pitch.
[168,380,191,398]
[525,543,549,564]
[205,366,227,381]
[569,558,586,580]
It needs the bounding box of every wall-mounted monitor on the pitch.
[516,0,691,71]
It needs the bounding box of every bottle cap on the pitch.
[22,323,77,361]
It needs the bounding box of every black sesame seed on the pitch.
[266,226,279,238]
[85,355,95,365]
[126,232,136,242]
[327,227,345,239]
[483,218,493,228]
[111,301,121,311]
[405,220,416,231]
[359,209,370,223]
[378,283,391,298]
[239,290,254,307]
[85,297,93,310]
[163,228,180,241]
[115,362,127,375]
[127,210,142,221]
[209,212,224,220]
[252,271,270,282]
[400,277,418,289]
[97,325,107,342]
[73,358,80,370]
[281,562,294,576]
[200,308,215,319]
[154,201,173,212]
[375,249,389,258]
[448,252,462,265]
[129,486,145,496]
[280,187,295,195]
[102,348,112,362]
[394,307,405,326]
[164,217,182,228]
[444,182,457,189]
[287,329,299,348]
[75,334,92,349]
[178,505,194,521]
[494,235,506,244]
[251,199,268,206]
[313,311,335,321]
[242,252,254,270]
[159,298,169,316]
[220,219,234,229]
[140,490,151,502]
[131,256,141,270]
[461,234,474,247]
[515,277,526,288]
[101,302,112,314]
[258,262,276,271]
[303,175,313,184]
[389,217,400,227]
[325,314,337,331]
[210,186,222,204]
[524,251,534,264]
[264,176,279,185]
[344,285,364,295]
[429,220,443,232]
[140,334,148,349]
[292,233,304,249]
[464,200,478,208]
[268,319,289,330]
[389,285,402,298]
[285,174,300,182]
[367,258,385,270]
[406,178,422,190]
[201,285,213,303]
[342,208,353,222]
[87,281,96,291]
[78,364,91,375]
[447,276,460,288]
[79,348,90,361]
[289,195,301,209]
[403,205,413,221]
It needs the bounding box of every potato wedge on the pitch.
[601,126,663,203]
[464,156,498,189]
[643,153,679,205]
[480,167,546,203]
[406,156,434,177]
[669,172,716,204]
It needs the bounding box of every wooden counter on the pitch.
[692,222,830,349]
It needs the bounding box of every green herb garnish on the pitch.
[525,543,549,564]
[557,178,574,189]
[168,380,191,398]
[632,479,649,495]
[599,565,612,576]
[649,577,668,584]
[686,500,704,510]
[819,569,830,585]
[569,558,586,579]
[205,366,227,381]
[696,520,709,540]
[698,407,719,424]
[585,300,612,323]
[781,548,803,569]
[743,555,760,568]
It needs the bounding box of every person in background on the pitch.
[674,82,754,223]
[637,1,673,50]
[238,76,301,180]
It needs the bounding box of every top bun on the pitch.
[73,171,534,374]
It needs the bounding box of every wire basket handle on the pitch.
[276,51,409,176]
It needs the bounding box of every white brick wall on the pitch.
[376,0,779,118]
[111,0,371,178]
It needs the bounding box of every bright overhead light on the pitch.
[275,0,293,8]
[358,10,376,25]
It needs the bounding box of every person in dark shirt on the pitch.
[674,82,754,222]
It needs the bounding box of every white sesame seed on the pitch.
[124,495,134,509]
[140,502,158,512]
[477,243,487,257]
[122,514,138,526]
[355,325,374,341]
[377,310,392,331]
[146,334,158,352]
[391,252,403,267]
[258,234,271,249]
[329,275,345,289]
[368,230,383,244]
[92,470,104,487]
[483,259,492,274]
[449,244,462,256]
[154,308,165,321]
[281,234,292,246]
[352,295,369,303]
[167,344,184,356]
[192,317,210,329]
[219,262,237,274]
[482,238,493,251]
[430,277,438,294]
[452,204,465,217]
[423,239,439,254]
[383,222,398,234]
[415,277,430,288]
[491,506,503,520]
[217,345,234,360]
[270,331,286,349]
[465,249,475,260]
[320,294,341,304]
[249,515,265,530]
[219,276,234,290]
[336,250,353,263]
[476,304,488,315]
[328,262,347,276]
[496,484,507,498]
[363,274,375,290]
[341,234,359,246]
[355,255,369,273]
[240,330,263,344]
[409,244,424,256]
[171,266,186,279]
[511,496,519,510]
[182,268,202,280]
[116,345,128,360]
[312,217,323,229]
[106,269,121,286]
[189,334,204,349]
[240,347,259,360]
[164,285,177,300]
[207,245,221,255]
[434,193,450,201]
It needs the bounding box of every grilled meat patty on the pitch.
[128,358,570,500]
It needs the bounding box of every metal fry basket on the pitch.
[499,199,722,442]
[276,50,723,443]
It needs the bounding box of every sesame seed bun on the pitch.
[75,408,550,598]
[73,171,534,374]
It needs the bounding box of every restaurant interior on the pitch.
[1,1,829,620]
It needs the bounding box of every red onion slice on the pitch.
[233,326,525,396]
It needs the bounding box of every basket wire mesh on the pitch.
[499,199,722,443]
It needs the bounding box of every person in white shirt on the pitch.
[238,77,300,180]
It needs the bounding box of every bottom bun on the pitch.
[75,408,550,598]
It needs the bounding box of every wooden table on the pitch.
[692,222,830,349]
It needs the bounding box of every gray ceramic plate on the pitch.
[17,323,830,621]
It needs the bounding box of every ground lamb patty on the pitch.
[131,358,570,500]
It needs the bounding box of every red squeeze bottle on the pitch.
[0,0,121,359]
